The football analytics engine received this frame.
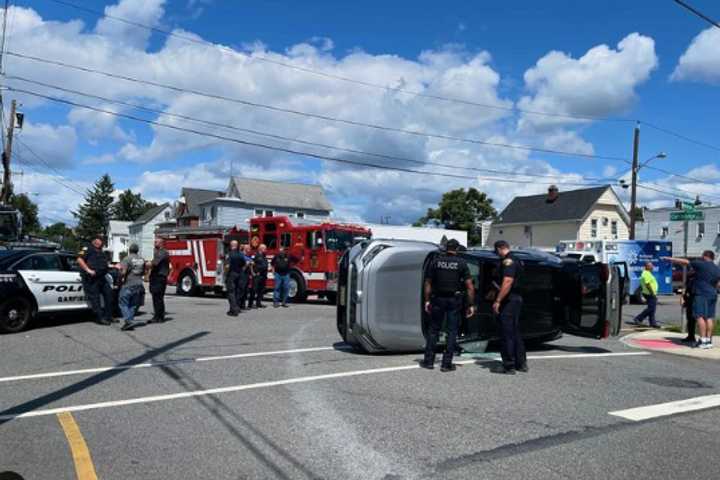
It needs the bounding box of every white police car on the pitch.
[0,249,121,333]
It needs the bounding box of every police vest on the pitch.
[431,255,467,295]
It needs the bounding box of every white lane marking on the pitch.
[0,346,338,384]
[1,352,651,420]
[609,394,720,421]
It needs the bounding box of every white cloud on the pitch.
[672,27,720,84]
[15,122,77,169]
[518,33,657,131]
[18,171,88,225]
[95,0,166,50]
[4,6,667,224]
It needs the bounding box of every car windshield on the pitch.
[325,230,364,251]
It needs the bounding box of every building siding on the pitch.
[200,200,330,227]
[487,222,580,250]
[637,207,720,257]
[129,206,173,259]
[578,206,630,241]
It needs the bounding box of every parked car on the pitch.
[0,249,141,333]
[337,240,623,354]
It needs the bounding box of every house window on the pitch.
[611,220,618,238]
[660,226,669,238]
[697,222,705,238]
[211,206,217,220]
[296,211,305,219]
[164,210,170,220]
[265,210,274,217]
[590,219,598,238]
[255,209,263,217]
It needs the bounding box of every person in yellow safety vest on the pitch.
[633,262,660,328]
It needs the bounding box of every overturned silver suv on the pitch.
[337,239,624,354]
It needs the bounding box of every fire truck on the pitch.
[158,217,370,303]
[249,216,370,303]
[156,225,248,296]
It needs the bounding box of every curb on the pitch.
[620,330,720,361]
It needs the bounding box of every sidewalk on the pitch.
[621,329,720,360]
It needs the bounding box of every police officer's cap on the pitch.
[446,239,460,251]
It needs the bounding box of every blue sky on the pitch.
[4,0,720,225]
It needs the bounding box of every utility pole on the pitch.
[628,122,640,240]
[0,99,16,204]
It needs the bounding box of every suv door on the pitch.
[560,263,622,339]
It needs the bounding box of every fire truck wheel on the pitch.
[288,271,307,303]
[0,297,33,334]
[177,271,197,296]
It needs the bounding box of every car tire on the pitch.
[177,271,197,296]
[288,271,307,303]
[0,297,33,334]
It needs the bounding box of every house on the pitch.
[637,206,720,257]
[106,220,131,262]
[175,187,225,227]
[199,177,333,227]
[128,203,173,258]
[487,185,630,250]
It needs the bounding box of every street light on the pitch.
[629,152,668,239]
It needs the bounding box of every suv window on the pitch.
[13,254,62,271]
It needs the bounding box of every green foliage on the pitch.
[41,222,80,252]
[415,188,497,246]
[9,192,40,234]
[73,174,115,242]
[111,189,158,222]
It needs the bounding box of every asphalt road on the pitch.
[1,293,718,480]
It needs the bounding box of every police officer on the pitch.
[77,236,113,325]
[240,244,254,310]
[492,240,527,374]
[225,240,247,316]
[248,244,269,309]
[420,239,475,372]
[148,237,170,323]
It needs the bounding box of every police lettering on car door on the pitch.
[41,283,86,303]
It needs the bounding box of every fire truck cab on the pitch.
[249,216,370,303]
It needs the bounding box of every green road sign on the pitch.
[670,211,704,221]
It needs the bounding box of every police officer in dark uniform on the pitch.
[225,240,247,316]
[148,237,170,323]
[77,236,113,325]
[248,243,269,309]
[492,240,527,374]
[420,239,475,372]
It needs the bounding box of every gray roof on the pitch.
[180,188,224,218]
[496,185,617,224]
[227,177,332,212]
[130,203,170,227]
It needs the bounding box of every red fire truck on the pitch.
[157,217,370,303]
[156,225,248,296]
[249,216,370,303]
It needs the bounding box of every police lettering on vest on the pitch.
[427,254,471,296]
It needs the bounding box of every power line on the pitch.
[641,121,720,154]
[40,0,634,123]
[4,51,631,163]
[641,163,719,187]
[14,136,87,193]
[5,74,617,184]
[8,86,613,188]
[674,0,720,29]
[14,148,86,196]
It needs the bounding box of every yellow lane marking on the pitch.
[57,412,98,480]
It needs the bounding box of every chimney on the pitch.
[546,185,559,203]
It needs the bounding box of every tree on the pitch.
[73,174,115,242]
[112,189,157,222]
[42,222,80,252]
[415,188,497,246]
[9,192,40,234]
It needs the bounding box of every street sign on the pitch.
[670,211,704,221]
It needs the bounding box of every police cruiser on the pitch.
[0,249,120,333]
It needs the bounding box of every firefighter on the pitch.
[148,237,170,323]
[248,244,269,309]
[225,240,247,316]
[491,240,527,374]
[420,239,475,372]
[77,236,113,325]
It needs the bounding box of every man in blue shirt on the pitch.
[664,251,720,349]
